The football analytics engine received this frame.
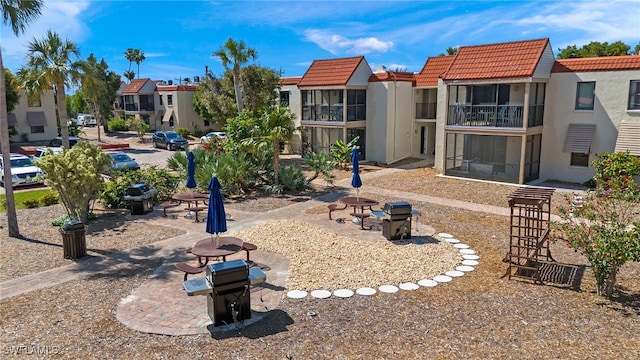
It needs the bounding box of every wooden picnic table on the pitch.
[339,196,379,230]
[191,236,243,266]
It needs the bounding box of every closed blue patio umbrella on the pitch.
[206,176,227,244]
[186,151,197,189]
[351,147,362,200]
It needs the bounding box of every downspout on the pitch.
[391,71,398,160]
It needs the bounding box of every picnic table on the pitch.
[339,196,379,230]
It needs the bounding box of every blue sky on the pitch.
[2,0,639,84]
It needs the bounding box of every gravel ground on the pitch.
[1,154,639,359]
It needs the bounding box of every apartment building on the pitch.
[6,89,58,143]
[281,38,640,185]
[114,78,210,132]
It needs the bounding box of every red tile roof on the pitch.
[156,85,197,91]
[368,71,415,84]
[441,38,550,81]
[280,76,302,86]
[123,78,154,94]
[415,56,455,86]
[298,56,366,86]
[552,56,640,72]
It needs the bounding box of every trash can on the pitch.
[60,220,87,259]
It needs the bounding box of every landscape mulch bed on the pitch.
[1,160,639,359]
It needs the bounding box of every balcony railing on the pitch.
[123,103,155,112]
[447,104,523,128]
[415,102,436,119]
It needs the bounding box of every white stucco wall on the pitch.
[366,82,389,163]
[9,90,58,143]
[540,69,640,184]
[280,84,302,153]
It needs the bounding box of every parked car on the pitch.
[77,114,97,127]
[33,147,64,161]
[152,131,189,151]
[200,131,226,143]
[0,153,45,187]
[48,136,81,148]
[107,152,140,172]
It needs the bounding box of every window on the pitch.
[346,89,366,121]
[167,95,173,106]
[279,91,290,106]
[628,80,640,110]
[169,116,174,127]
[159,94,163,106]
[570,152,590,167]
[30,126,44,134]
[575,82,595,110]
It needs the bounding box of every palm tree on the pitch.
[1,0,43,237]
[213,38,257,112]
[123,70,135,83]
[124,48,136,73]
[124,48,144,78]
[78,54,108,142]
[133,50,145,78]
[17,30,80,150]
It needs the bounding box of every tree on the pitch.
[78,54,120,141]
[557,41,632,59]
[1,0,43,237]
[124,48,145,78]
[213,38,257,112]
[17,30,80,150]
[36,142,112,224]
[258,106,296,185]
[551,152,640,297]
[4,69,19,112]
[438,47,458,56]
[193,65,279,125]
[123,70,135,83]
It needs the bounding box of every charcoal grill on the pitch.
[182,259,267,327]
[124,183,157,215]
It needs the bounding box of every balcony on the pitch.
[447,104,524,128]
[415,102,436,119]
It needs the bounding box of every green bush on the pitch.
[39,190,60,206]
[100,167,182,209]
[108,117,129,132]
[277,164,309,192]
[22,199,40,208]
[175,127,191,138]
[303,151,336,184]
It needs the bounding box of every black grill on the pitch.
[124,183,157,215]
[206,259,251,327]
[382,202,412,240]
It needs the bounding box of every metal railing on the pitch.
[447,104,524,128]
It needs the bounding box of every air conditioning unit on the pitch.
[168,80,173,85]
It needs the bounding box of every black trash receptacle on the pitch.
[60,220,87,259]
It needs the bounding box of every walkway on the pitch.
[0,163,581,335]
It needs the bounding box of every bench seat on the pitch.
[175,262,204,281]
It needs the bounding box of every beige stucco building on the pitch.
[6,89,58,144]
[281,38,640,185]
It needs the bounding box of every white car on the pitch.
[77,114,97,127]
[0,153,45,187]
[33,147,64,161]
[200,132,226,143]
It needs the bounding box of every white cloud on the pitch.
[1,1,91,71]
[304,29,393,55]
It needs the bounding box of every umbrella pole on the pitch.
[356,188,360,201]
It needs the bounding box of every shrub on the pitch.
[551,151,640,297]
[40,190,60,206]
[108,117,129,132]
[304,151,336,185]
[100,166,182,209]
[22,199,40,208]
[277,164,309,192]
[175,127,191,138]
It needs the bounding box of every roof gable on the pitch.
[280,76,302,86]
[298,56,366,86]
[368,71,415,84]
[552,56,640,73]
[441,38,550,81]
[123,78,156,94]
[415,56,455,86]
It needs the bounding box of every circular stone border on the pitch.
[284,231,480,299]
